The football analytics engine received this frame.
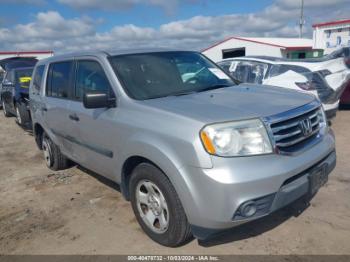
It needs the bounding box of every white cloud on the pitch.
[57,0,201,14]
[0,0,349,53]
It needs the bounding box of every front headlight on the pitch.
[200,119,273,157]
[318,107,327,128]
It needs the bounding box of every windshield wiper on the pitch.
[197,84,231,93]
[170,90,199,97]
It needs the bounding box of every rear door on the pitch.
[42,60,76,157]
[67,58,117,178]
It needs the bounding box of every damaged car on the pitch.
[217,55,350,119]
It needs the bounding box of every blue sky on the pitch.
[0,0,349,52]
[0,0,274,29]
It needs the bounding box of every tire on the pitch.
[42,133,69,171]
[2,100,12,117]
[15,103,30,126]
[129,163,192,247]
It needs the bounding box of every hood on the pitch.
[142,84,316,123]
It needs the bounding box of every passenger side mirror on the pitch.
[83,91,116,109]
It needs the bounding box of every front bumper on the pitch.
[176,132,336,239]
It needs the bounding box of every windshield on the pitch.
[109,51,235,100]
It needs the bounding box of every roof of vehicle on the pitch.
[218,55,340,68]
[0,57,38,71]
[10,66,35,72]
[219,56,327,63]
[37,48,190,65]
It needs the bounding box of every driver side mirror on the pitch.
[83,91,116,109]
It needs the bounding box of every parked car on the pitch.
[328,47,350,107]
[1,66,33,126]
[0,57,37,110]
[217,55,350,119]
[30,49,336,247]
[340,81,350,107]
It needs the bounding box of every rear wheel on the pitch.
[15,103,30,126]
[42,133,69,171]
[2,100,11,117]
[130,163,192,247]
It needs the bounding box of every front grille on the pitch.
[270,107,321,152]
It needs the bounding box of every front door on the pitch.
[67,59,118,179]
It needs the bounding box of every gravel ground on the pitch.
[0,110,349,255]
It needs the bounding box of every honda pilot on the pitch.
[29,49,336,247]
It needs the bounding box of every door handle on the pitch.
[69,114,80,122]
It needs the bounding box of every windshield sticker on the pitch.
[19,77,31,83]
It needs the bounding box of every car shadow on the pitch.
[77,165,121,193]
[70,164,313,248]
[198,197,311,247]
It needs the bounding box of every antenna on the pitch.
[299,0,305,38]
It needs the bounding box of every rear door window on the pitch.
[47,61,74,99]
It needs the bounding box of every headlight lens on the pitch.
[200,119,273,157]
[318,106,328,129]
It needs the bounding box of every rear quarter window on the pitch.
[32,65,45,92]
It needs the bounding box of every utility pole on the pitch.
[299,0,305,38]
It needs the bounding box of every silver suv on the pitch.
[29,49,336,247]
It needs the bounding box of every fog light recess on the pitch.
[232,193,276,221]
[240,201,257,217]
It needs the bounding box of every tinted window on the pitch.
[75,60,112,100]
[109,52,235,100]
[33,65,45,91]
[47,61,73,98]
[15,68,33,89]
[228,61,268,84]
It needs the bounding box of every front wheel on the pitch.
[130,163,192,247]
